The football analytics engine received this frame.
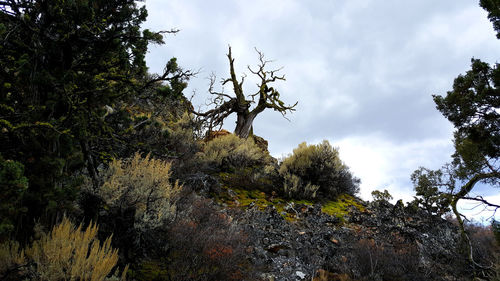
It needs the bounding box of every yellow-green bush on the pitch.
[279,140,359,200]
[92,152,181,231]
[283,173,319,199]
[165,112,200,159]
[0,240,25,279]
[197,134,271,171]
[0,217,126,281]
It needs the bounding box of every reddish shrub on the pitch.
[353,234,419,281]
[165,197,252,281]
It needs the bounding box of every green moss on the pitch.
[232,188,269,209]
[291,199,314,206]
[283,213,297,222]
[321,194,365,221]
[129,260,170,281]
[214,184,363,226]
[214,186,307,222]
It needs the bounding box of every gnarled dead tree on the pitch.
[194,46,297,139]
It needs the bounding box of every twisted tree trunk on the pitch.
[193,46,297,139]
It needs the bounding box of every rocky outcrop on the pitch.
[225,198,466,281]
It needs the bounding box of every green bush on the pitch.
[197,134,271,171]
[0,155,28,238]
[279,140,359,200]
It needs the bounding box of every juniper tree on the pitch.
[0,0,189,237]
[195,46,297,138]
[412,1,500,266]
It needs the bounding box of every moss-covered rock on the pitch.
[321,194,366,222]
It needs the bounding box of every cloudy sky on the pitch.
[142,1,499,219]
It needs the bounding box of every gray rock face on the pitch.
[227,199,468,281]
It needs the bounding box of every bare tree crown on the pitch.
[194,46,297,139]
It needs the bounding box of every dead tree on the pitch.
[194,46,297,139]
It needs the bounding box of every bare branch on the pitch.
[195,45,297,138]
[450,172,500,269]
[462,195,500,209]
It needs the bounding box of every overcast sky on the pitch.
[142,1,499,220]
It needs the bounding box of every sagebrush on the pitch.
[91,152,181,231]
[279,140,359,200]
[197,133,270,171]
[0,217,126,281]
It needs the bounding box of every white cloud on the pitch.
[331,134,454,202]
[143,0,500,221]
[458,194,500,223]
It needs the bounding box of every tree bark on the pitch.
[451,172,499,267]
[234,112,256,138]
[80,139,99,191]
[194,46,297,139]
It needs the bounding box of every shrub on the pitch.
[493,220,500,245]
[197,133,270,171]
[353,236,419,281]
[132,196,252,281]
[0,155,28,238]
[283,173,319,199]
[158,112,203,179]
[27,217,127,281]
[90,153,181,231]
[279,140,359,200]
[0,217,126,281]
[0,240,25,280]
[466,222,500,275]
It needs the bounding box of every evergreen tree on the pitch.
[412,0,499,267]
[0,0,189,237]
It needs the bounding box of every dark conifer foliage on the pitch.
[0,0,189,239]
[411,0,500,269]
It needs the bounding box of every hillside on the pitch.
[0,1,499,280]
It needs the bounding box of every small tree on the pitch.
[0,0,191,238]
[194,46,297,138]
[371,189,393,203]
[410,167,451,215]
[412,0,500,266]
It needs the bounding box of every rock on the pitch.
[224,193,466,280]
[296,271,306,279]
[205,129,231,141]
[183,173,219,195]
[266,243,288,254]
